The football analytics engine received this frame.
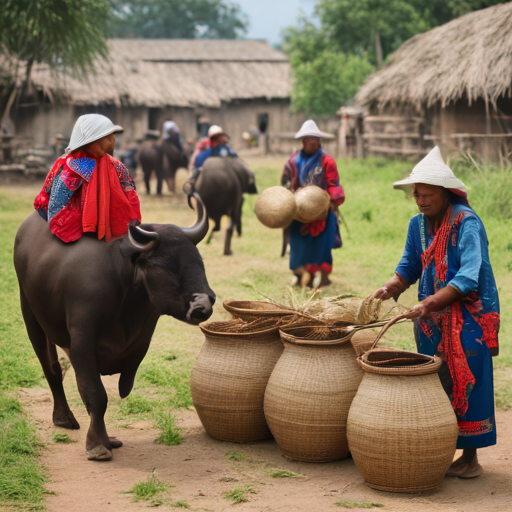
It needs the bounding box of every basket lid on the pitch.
[358,348,442,376]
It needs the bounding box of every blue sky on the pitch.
[236,0,318,45]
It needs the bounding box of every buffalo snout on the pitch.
[186,293,214,324]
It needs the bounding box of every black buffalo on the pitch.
[13,194,214,461]
[195,156,257,255]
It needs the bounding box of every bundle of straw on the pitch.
[300,294,383,325]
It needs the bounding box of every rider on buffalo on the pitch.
[188,124,237,187]
[34,114,141,242]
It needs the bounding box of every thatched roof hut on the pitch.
[354,3,512,161]
[7,39,321,153]
[30,39,291,108]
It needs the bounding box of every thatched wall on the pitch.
[353,3,512,161]
[356,3,512,109]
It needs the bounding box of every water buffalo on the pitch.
[195,156,257,255]
[13,194,215,461]
[139,135,189,195]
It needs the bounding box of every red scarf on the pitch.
[421,207,475,416]
[79,151,140,242]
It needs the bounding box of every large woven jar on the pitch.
[264,326,363,462]
[347,349,459,493]
[191,319,284,442]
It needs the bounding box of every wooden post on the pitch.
[338,108,348,158]
[484,98,491,162]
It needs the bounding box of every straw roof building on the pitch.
[7,39,316,152]
[354,3,512,161]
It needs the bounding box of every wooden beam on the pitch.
[449,133,512,139]
[362,133,421,140]
[364,116,424,123]
[365,145,430,155]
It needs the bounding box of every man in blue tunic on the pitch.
[188,125,237,186]
[374,146,499,479]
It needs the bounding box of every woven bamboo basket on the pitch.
[191,319,284,443]
[346,317,459,493]
[264,325,363,462]
[223,299,297,322]
[350,329,378,356]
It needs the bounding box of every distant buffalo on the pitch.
[139,135,189,195]
[195,156,257,255]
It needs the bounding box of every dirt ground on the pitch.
[19,370,512,512]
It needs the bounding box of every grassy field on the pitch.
[0,155,511,508]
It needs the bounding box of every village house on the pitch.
[352,2,512,162]
[6,39,335,154]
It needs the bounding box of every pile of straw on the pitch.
[290,292,384,325]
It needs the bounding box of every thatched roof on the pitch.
[28,39,291,108]
[356,3,512,109]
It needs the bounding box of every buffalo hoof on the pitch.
[224,250,233,256]
[53,411,80,430]
[86,444,113,461]
[109,437,123,448]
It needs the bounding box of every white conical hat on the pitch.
[67,114,123,152]
[393,146,466,193]
[294,119,334,139]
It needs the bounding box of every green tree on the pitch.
[109,0,248,39]
[317,0,504,66]
[0,0,110,122]
[282,0,504,115]
[291,50,374,116]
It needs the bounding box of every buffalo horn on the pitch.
[125,225,160,254]
[180,192,209,245]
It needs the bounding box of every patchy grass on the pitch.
[268,469,306,478]
[1,157,511,507]
[225,451,245,462]
[124,474,170,503]
[223,485,254,504]
[173,500,190,508]
[0,187,47,510]
[52,432,76,444]
[0,410,48,509]
[118,393,155,416]
[154,413,184,446]
[335,502,384,509]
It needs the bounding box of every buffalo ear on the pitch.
[121,225,160,257]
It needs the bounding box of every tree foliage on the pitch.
[0,0,110,121]
[0,0,110,81]
[283,0,504,115]
[292,51,374,116]
[317,0,504,65]
[108,0,248,39]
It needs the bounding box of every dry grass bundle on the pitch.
[294,186,330,223]
[255,186,296,229]
[302,294,383,325]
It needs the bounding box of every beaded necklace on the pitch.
[420,207,452,292]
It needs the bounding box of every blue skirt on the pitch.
[414,311,496,449]
[289,210,337,271]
